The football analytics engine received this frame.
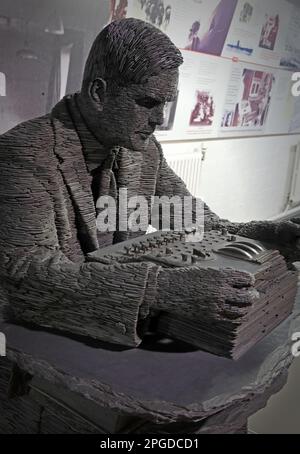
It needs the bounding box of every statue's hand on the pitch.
[237,220,300,247]
[236,219,300,265]
[156,266,259,319]
[275,219,300,246]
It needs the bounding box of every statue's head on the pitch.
[79,18,183,151]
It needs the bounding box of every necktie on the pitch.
[91,147,144,244]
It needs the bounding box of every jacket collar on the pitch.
[50,94,100,253]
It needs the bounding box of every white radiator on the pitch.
[166,152,203,197]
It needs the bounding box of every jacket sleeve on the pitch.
[0,138,158,347]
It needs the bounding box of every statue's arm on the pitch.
[0,149,157,346]
[154,141,300,264]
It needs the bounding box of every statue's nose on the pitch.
[150,104,165,126]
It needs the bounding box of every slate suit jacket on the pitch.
[0,95,216,346]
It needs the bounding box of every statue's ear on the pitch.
[88,78,107,111]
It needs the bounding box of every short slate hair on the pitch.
[82,18,183,88]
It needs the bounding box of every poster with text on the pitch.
[220,62,276,135]
[155,50,231,141]
[279,4,300,71]
[289,96,300,133]
[222,0,292,68]
[123,0,238,56]
[265,70,296,134]
[109,0,129,21]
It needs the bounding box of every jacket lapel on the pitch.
[50,97,99,253]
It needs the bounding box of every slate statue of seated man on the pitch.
[0,18,299,347]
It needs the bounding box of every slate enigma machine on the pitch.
[88,229,298,360]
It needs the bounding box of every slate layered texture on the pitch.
[0,291,299,433]
[0,97,298,352]
[1,18,300,354]
[0,96,196,347]
[88,229,298,359]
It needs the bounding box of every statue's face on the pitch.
[99,68,179,151]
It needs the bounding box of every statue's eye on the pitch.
[136,97,160,109]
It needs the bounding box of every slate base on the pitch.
[0,357,289,434]
[1,289,299,434]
